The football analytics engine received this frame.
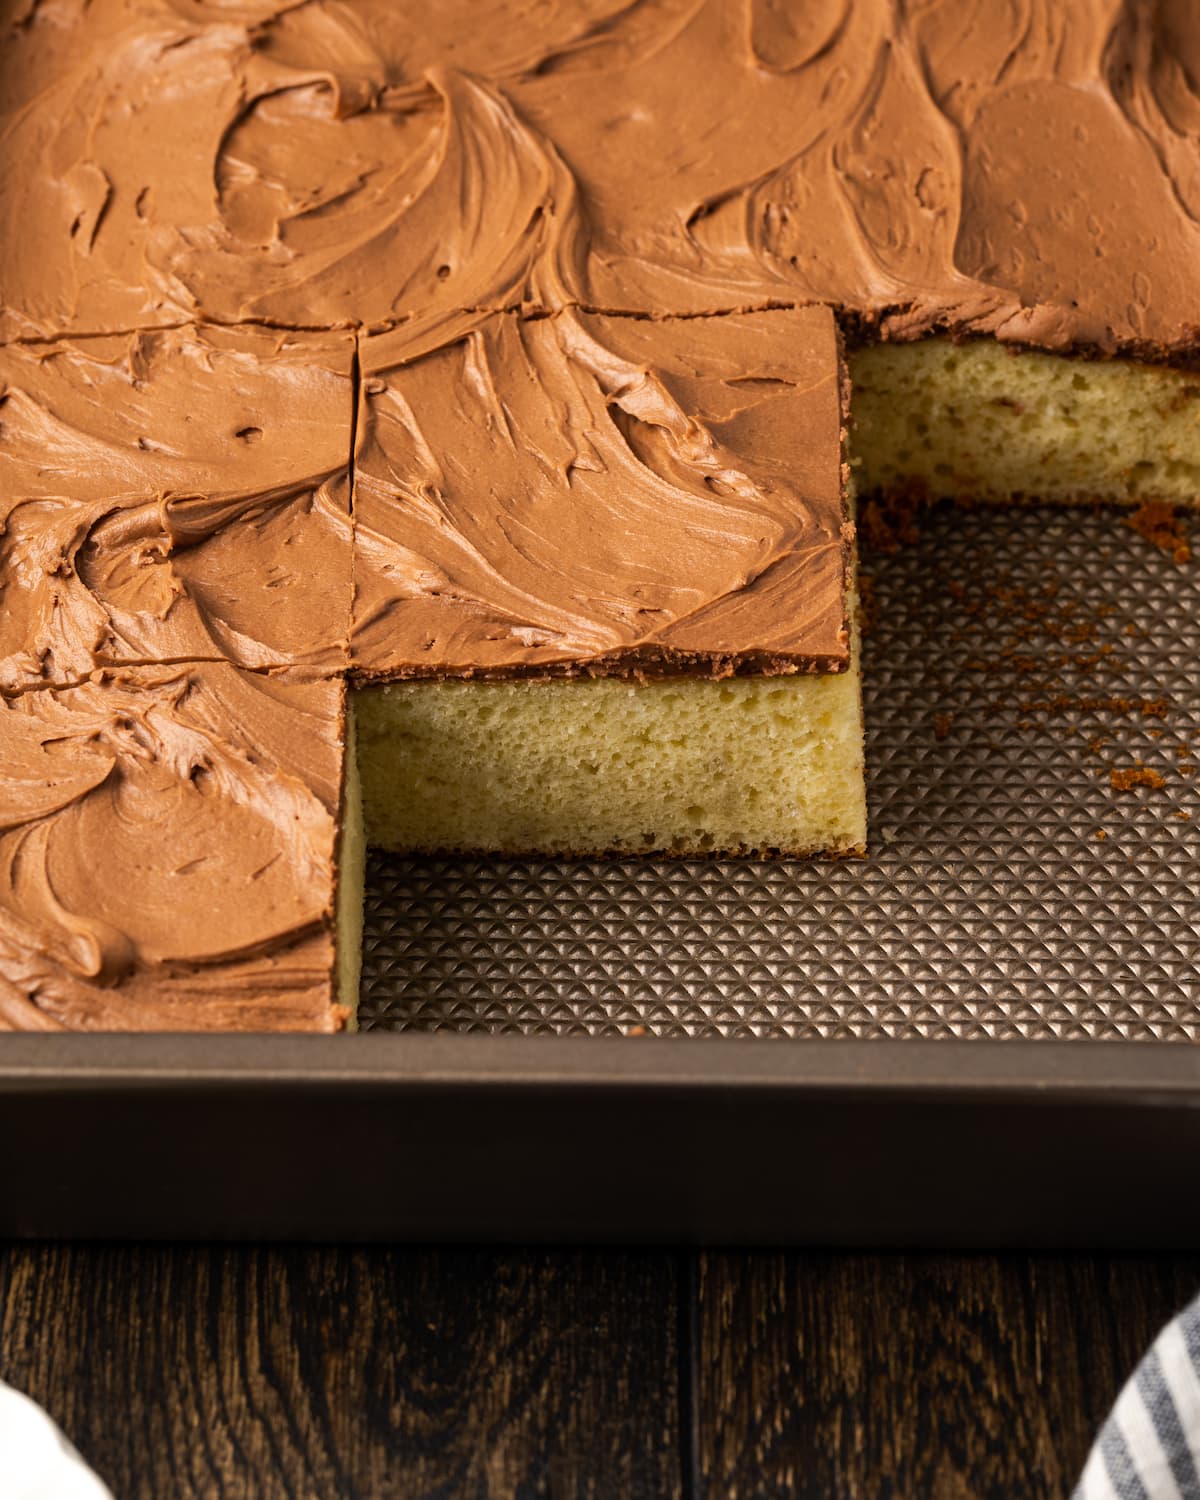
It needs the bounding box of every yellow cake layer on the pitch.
[356,656,866,859]
[336,709,366,1024]
[850,338,1200,504]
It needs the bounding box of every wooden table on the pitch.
[3,1247,1198,1497]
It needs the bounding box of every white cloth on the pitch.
[0,1381,112,1499]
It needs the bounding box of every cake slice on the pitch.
[351,304,864,856]
[0,325,356,691]
[850,340,1200,510]
[0,664,360,1032]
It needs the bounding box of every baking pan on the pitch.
[361,502,1200,1043]
[4,1034,1200,1245]
[3,503,1199,1245]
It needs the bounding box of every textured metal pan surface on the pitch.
[360,503,1200,1041]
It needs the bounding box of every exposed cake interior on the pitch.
[851,340,1200,507]
[336,709,366,1024]
[357,655,865,859]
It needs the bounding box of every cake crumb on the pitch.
[933,711,954,741]
[1124,500,1191,564]
[625,1024,647,1037]
[859,481,930,554]
[1176,810,1191,822]
[857,571,879,636]
[1109,764,1167,792]
[1095,829,1108,840]
[1021,695,1168,719]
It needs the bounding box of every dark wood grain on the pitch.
[0,1245,682,1500]
[4,1246,1199,1500]
[695,1252,1200,1500]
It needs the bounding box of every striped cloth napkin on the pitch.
[1074,1295,1200,1500]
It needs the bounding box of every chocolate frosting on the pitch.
[353,306,850,678]
[3,0,1197,357]
[0,664,346,1031]
[2,0,1198,1029]
[501,0,1200,356]
[0,324,354,691]
[0,0,578,339]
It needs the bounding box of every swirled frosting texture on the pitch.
[3,0,1197,1032]
[500,0,1200,354]
[0,0,582,338]
[352,306,850,678]
[0,664,346,1032]
[2,0,1197,355]
[0,325,354,690]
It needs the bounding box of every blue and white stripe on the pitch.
[1074,1297,1200,1500]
